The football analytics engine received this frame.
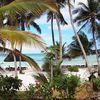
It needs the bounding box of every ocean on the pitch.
[0,52,99,68]
[0,53,44,68]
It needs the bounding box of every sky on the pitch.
[22,0,93,54]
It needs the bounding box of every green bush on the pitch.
[0,75,22,100]
[66,75,80,100]
[92,77,100,91]
[40,83,52,100]
[53,75,80,100]
[26,83,52,100]
[68,66,79,72]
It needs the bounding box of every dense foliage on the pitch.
[0,75,22,100]
[68,66,79,72]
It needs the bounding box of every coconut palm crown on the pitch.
[73,0,100,35]
[66,31,94,58]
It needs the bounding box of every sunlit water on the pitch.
[0,52,99,68]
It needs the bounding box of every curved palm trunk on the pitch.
[55,15,63,62]
[68,0,90,71]
[12,52,17,77]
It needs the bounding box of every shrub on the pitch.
[40,83,52,100]
[53,75,80,100]
[0,75,22,100]
[26,83,52,100]
[92,77,100,91]
[68,66,79,72]
[66,75,80,100]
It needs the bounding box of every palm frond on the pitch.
[47,11,53,22]
[67,32,93,58]
[78,2,89,11]
[72,8,81,14]
[77,18,90,26]
[0,28,45,49]
[57,11,68,25]
[88,0,99,12]
[33,73,48,84]
[30,21,41,34]
[0,0,58,20]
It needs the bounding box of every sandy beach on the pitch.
[0,66,98,91]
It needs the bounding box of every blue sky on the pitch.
[22,0,94,53]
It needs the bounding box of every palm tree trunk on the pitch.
[68,0,90,71]
[55,15,63,62]
[12,52,17,77]
[19,44,22,73]
[93,30,100,76]
[51,14,58,64]
[51,14,55,46]
[19,19,25,73]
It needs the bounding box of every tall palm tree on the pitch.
[0,28,45,76]
[67,0,91,71]
[47,11,67,46]
[47,0,67,62]
[73,0,100,75]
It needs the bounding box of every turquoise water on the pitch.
[63,55,100,66]
[0,53,45,68]
[0,52,100,68]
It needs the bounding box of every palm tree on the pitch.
[0,28,45,76]
[41,42,66,82]
[2,12,42,73]
[47,11,67,45]
[66,31,94,58]
[67,0,91,71]
[15,12,42,73]
[73,0,100,75]
[47,0,67,63]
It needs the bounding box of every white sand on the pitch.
[0,67,98,91]
[0,67,37,91]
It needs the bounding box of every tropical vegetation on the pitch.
[0,0,100,100]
